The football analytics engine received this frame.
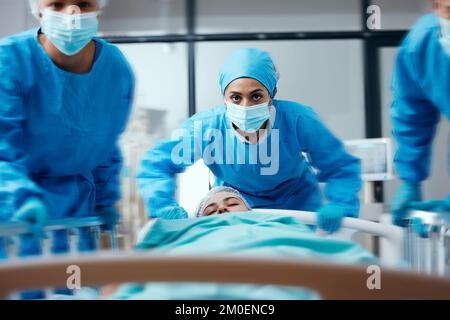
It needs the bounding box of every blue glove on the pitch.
[95,207,121,231]
[12,198,49,238]
[410,217,429,238]
[391,183,422,227]
[317,204,348,234]
[156,206,189,220]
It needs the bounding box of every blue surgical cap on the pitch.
[219,48,278,98]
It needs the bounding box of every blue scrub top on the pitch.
[0,29,135,220]
[138,100,362,218]
[391,14,450,183]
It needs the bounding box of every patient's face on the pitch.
[202,192,250,216]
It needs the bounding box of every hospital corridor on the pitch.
[0,0,449,310]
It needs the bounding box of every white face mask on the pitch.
[41,8,99,56]
[226,102,271,133]
[440,18,450,57]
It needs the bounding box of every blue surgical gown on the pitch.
[0,29,134,253]
[138,100,361,218]
[391,14,450,183]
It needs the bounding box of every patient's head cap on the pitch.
[195,186,251,217]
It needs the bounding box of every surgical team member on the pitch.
[0,0,134,266]
[138,48,361,234]
[391,0,450,227]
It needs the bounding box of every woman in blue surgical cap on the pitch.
[138,48,361,234]
[0,0,134,271]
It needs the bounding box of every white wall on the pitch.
[99,0,186,36]
[197,0,362,33]
[372,0,432,30]
[0,0,28,38]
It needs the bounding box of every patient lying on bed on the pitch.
[100,187,376,300]
[57,187,376,300]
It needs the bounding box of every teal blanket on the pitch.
[112,212,376,300]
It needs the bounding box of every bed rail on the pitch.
[0,252,449,300]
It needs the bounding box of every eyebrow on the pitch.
[202,197,242,212]
[223,196,241,202]
[229,89,264,95]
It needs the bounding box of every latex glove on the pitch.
[12,198,48,238]
[391,183,422,227]
[317,204,348,234]
[157,206,189,220]
[95,207,121,231]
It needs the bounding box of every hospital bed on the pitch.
[0,209,448,300]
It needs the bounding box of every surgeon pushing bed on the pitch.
[0,0,134,283]
[138,48,362,235]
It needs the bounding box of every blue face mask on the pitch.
[226,102,271,133]
[41,9,99,56]
[440,18,450,57]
